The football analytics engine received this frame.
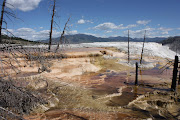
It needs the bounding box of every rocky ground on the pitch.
[1,46,180,120]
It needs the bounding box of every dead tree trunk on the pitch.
[0,0,6,43]
[171,56,178,91]
[178,70,180,85]
[128,30,130,63]
[55,17,70,52]
[48,0,56,51]
[140,30,146,64]
[135,62,138,85]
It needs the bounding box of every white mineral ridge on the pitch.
[25,42,179,59]
[78,42,178,59]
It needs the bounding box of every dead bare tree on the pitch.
[0,0,6,43]
[55,17,70,52]
[0,45,49,119]
[128,29,130,63]
[48,0,56,51]
[0,0,22,44]
[0,0,69,118]
[140,30,146,64]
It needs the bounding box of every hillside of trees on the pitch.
[161,36,180,54]
[2,35,42,45]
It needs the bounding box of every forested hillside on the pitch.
[2,35,41,45]
[161,36,180,54]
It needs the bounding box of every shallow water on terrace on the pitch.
[105,86,156,107]
[120,59,152,65]
[90,63,171,107]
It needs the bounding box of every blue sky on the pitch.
[2,0,180,40]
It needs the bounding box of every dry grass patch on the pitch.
[92,56,131,72]
[103,47,120,52]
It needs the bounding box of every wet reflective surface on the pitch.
[89,63,173,108]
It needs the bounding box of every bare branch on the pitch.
[55,17,70,52]
[5,2,15,8]
[140,30,146,64]
[4,13,14,23]
[128,29,130,63]
[0,0,6,43]
[48,0,56,51]
[2,28,15,37]
[54,20,61,31]
[4,11,17,18]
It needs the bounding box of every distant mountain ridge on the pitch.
[38,34,167,44]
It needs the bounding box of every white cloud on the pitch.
[6,0,42,12]
[136,20,151,25]
[157,27,173,35]
[67,30,78,34]
[77,19,93,24]
[121,24,137,29]
[105,30,113,33]
[123,26,174,38]
[158,27,173,31]
[123,27,157,38]
[144,27,173,37]
[77,19,85,24]
[86,20,93,24]
[5,27,78,40]
[17,28,35,33]
[126,30,145,38]
[2,29,14,35]
[126,24,137,28]
[161,31,169,35]
[144,26,155,31]
[93,22,137,31]
[93,22,123,30]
